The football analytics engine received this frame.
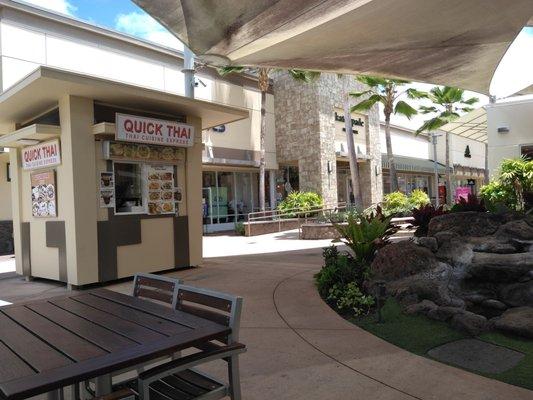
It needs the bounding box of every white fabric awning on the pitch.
[133,0,533,95]
[439,108,487,143]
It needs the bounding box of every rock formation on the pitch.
[371,212,533,338]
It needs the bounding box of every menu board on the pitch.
[146,165,175,215]
[31,170,57,217]
[104,141,185,162]
[99,171,115,208]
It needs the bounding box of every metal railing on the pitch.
[245,203,352,236]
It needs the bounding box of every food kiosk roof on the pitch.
[0,66,249,130]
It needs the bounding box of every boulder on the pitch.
[371,241,439,281]
[433,231,458,247]
[468,236,518,254]
[496,220,533,241]
[386,263,465,308]
[500,281,533,307]
[418,236,438,252]
[435,239,474,266]
[493,307,533,339]
[428,212,504,237]
[427,306,465,322]
[481,299,507,310]
[451,311,489,335]
[468,252,533,283]
[404,300,437,315]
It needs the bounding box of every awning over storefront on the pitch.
[382,155,446,174]
[133,0,533,94]
[439,108,487,143]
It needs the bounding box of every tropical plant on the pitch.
[408,189,430,209]
[315,246,366,298]
[480,156,533,211]
[332,207,397,265]
[411,204,447,237]
[326,282,375,316]
[277,191,323,216]
[382,191,410,216]
[234,222,245,236]
[350,76,427,192]
[219,67,320,211]
[450,193,486,213]
[416,86,479,204]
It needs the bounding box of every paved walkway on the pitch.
[0,241,531,398]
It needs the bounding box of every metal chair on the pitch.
[132,273,181,308]
[84,273,182,398]
[111,284,245,400]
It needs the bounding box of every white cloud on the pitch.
[115,12,183,51]
[19,0,76,16]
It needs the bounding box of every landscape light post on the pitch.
[431,132,442,207]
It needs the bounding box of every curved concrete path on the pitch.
[1,245,530,399]
[165,247,531,400]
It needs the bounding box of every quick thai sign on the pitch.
[22,139,61,170]
[116,113,194,147]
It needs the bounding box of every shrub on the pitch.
[332,207,397,265]
[234,222,245,236]
[315,246,367,298]
[409,189,430,209]
[326,282,375,316]
[450,193,486,213]
[480,157,533,211]
[277,191,323,217]
[382,191,410,216]
[411,204,447,236]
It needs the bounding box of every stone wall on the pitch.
[0,220,13,255]
[274,72,382,208]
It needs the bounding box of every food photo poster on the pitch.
[31,170,57,217]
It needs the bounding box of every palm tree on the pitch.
[218,67,320,211]
[340,75,364,208]
[350,76,426,193]
[416,86,478,204]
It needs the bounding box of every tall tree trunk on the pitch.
[259,89,266,211]
[385,114,398,192]
[445,131,452,204]
[343,77,363,209]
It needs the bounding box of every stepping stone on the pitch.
[427,338,524,374]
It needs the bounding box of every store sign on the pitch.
[116,113,194,147]
[22,139,61,170]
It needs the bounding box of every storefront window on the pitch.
[251,172,259,212]
[114,163,143,214]
[216,172,234,223]
[235,172,252,220]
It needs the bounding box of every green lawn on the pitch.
[353,299,533,391]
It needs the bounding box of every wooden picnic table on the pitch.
[0,289,230,400]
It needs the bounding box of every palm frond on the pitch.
[415,117,447,134]
[462,96,479,105]
[349,89,374,99]
[405,88,428,99]
[418,105,438,114]
[218,66,246,76]
[356,75,388,88]
[287,69,321,83]
[394,101,417,119]
[351,94,383,112]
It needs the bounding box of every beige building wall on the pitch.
[486,99,533,176]
[0,152,11,220]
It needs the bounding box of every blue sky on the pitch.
[18,0,533,108]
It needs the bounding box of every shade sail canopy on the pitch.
[439,107,487,143]
[133,0,533,95]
